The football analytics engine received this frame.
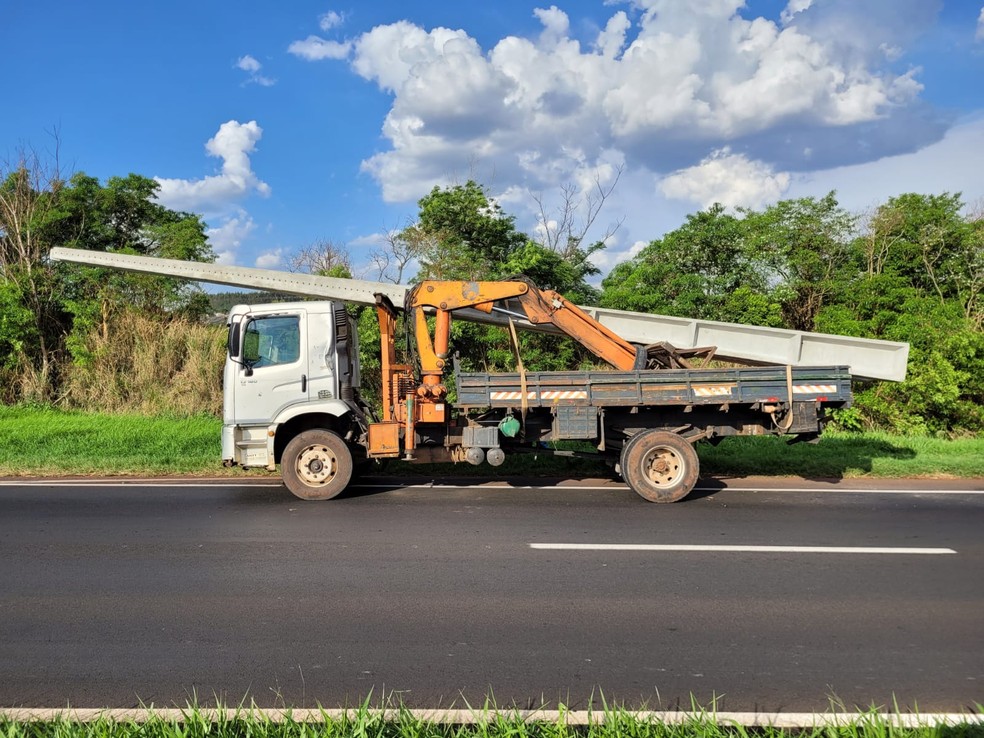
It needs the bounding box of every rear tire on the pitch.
[620,430,699,503]
[281,429,353,500]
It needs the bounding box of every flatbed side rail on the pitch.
[456,366,853,408]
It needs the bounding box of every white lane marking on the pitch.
[0,708,979,728]
[530,543,957,554]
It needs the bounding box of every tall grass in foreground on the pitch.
[0,703,982,738]
[60,314,226,417]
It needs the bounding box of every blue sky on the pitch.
[2,0,983,277]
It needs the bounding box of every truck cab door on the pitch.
[233,311,308,424]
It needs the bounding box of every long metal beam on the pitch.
[49,247,909,381]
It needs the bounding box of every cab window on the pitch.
[243,316,301,368]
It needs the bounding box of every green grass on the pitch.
[0,406,223,476]
[0,702,981,738]
[698,432,984,479]
[1,406,982,479]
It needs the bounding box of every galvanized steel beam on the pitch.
[49,248,909,381]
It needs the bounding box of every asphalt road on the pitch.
[1,476,982,712]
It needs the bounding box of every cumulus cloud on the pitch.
[206,212,256,265]
[237,55,261,73]
[236,55,275,86]
[255,248,285,269]
[977,6,984,41]
[301,0,941,209]
[781,0,813,26]
[289,35,352,60]
[659,148,791,209]
[155,120,271,213]
[320,10,344,31]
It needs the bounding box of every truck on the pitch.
[49,247,908,503]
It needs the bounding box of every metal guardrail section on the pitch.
[49,248,909,381]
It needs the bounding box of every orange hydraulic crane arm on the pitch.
[409,278,642,380]
[509,282,640,371]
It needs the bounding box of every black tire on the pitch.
[620,430,699,503]
[281,429,353,500]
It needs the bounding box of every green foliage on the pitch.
[739,192,857,330]
[811,194,984,434]
[600,192,983,435]
[0,279,36,371]
[413,180,527,280]
[600,204,782,324]
[51,173,213,353]
[0,165,214,403]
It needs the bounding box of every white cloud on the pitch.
[207,212,256,265]
[347,232,390,248]
[595,11,630,58]
[288,35,351,61]
[659,148,791,209]
[320,10,344,31]
[977,6,984,41]
[237,55,261,73]
[155,120,271,213]
[255,248,285,269]
[781,0,813,26]
[309,0,937,209]
[235,55,275,86]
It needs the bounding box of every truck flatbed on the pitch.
[456,365,853,408]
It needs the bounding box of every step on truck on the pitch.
[50,248,906,503]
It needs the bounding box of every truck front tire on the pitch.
[620,430,699,503]
[282,429,353,500]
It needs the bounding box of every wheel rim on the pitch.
[641,445,683,488]
[295,444,337,487]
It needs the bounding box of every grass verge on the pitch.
[1,406,982,479]
[0,406,222,476]
[0,703,982,738]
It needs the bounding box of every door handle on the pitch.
[301,374,307,392]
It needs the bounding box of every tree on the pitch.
[287,238,352,278]
[0,149,213,401]
[813,193,984,434]
[600,203,782,325]
[49,173,212,364]
[740,193,857,331]
[369,225,424,284]
[530,167,623,262]
[0,148,67,397]
[412,181,527,281]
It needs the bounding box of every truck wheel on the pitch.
[281,429,353,500]
[620,430,699,503]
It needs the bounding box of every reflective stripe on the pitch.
[489,390,589,401]
[692,385,734,397]
[490,391,537,400]
[540,390,587,400]
[792,384,838,394]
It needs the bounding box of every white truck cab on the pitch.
[222,301,364,474]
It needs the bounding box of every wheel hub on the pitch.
[644,447,681,488]
[296,445,336,486]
